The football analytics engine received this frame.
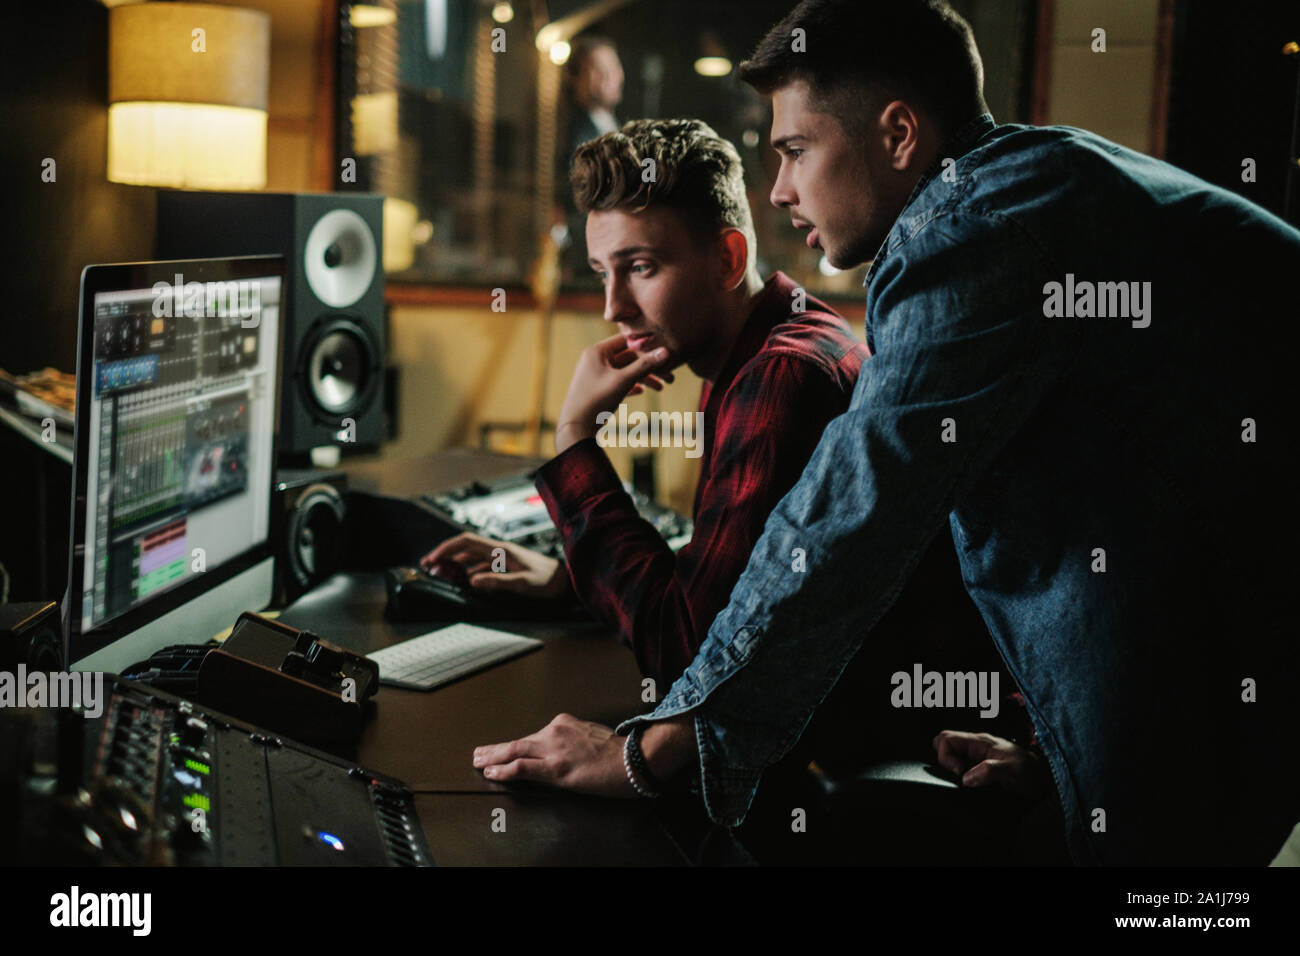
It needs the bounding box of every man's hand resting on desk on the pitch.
[932,730,1052,799]
[555,333,676,454]
[419,533,571,599]
[474,713,696,797]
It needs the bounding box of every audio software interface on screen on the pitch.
[79,274,281,634]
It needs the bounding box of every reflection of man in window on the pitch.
[555,36,627,277]
[564,36,624,156]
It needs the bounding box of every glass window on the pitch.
[338,0,1036,298]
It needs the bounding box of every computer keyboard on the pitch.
[367,624,543,690]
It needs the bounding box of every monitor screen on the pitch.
[68,257,284,669]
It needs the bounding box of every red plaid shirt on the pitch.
[534,272,867,687]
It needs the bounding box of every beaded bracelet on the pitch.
[622,726,661,798]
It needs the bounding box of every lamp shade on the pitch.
[108,3,271,189]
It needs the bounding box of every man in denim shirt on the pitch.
[474,0,1298,865]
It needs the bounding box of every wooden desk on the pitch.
[277,573,699,866]
[275,449,725,866]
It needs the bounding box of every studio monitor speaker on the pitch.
[157,192,386,458]
[271,468,349,607]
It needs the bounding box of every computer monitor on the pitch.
[67,256,285,673]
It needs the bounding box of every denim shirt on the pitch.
[619,114,1300,865]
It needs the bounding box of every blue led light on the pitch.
[318,831,345,851]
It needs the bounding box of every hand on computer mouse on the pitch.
[419,532,571,599]
[424,558,471,589]
[931,730,1052,799]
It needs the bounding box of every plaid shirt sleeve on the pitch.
[534,352,856,689]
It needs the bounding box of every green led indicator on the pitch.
[182,794,210,812]
[185,759,210,775]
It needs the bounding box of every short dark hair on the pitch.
[570,118,756,252]
[737,0,988,139]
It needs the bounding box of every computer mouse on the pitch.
[425,558,470,590]
[384,564,584,623]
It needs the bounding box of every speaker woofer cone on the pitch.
[300,318,378,419]
[286,484,346,587]
[309,330,364,413]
